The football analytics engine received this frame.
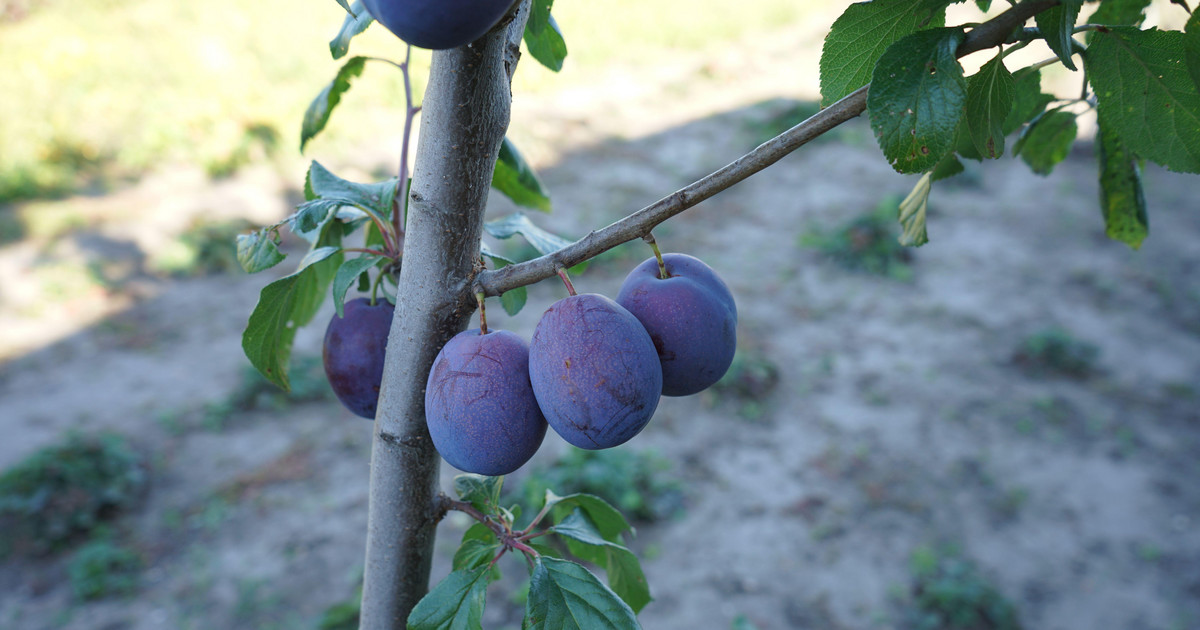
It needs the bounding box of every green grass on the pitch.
[0,0,816,205]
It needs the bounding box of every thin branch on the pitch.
[476,0,1060,298]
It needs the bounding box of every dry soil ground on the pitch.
[2,15,1199,630]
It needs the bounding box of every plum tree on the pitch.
[322,297,393,419]
[360,0,516,50]
[424,328,547,476]
[617,252,737,397]
[235,0,1200,626]
[528,292,662,450]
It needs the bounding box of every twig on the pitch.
[474,0,1060,298]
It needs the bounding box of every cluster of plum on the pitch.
[322,252,737,476]
[426,253,737,475]
[361,0,516,50]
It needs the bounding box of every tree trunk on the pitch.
[358,4,529,628]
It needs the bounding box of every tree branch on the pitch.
[358,2,532,628]
[475,0,1060,298]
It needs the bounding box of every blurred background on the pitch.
[2,1,1198,629]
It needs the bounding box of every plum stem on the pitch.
[556,267,577,296]
[476,292,489,335]
[394,45,418,243]
[643,233,669,279]
[369,270,386,306]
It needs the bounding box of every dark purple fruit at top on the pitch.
[617,253,737,397]
[361,0,514,50]
[425,328,547,476]
[323,297,394,419]
[528,294,662,450]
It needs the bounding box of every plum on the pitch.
[360,0,515,50]
[425,328,547,476]
[323,297,394,419]
[528,294,662,450]
[617,253,737,396]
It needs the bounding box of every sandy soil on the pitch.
[2,14,1199,630]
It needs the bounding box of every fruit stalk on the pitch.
[476,292,488,335]
[555,267,577,296]
[643,233,668,279]
[359,2,531,627]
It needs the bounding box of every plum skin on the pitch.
[528,294,662,450]
[616,253,737,397]
[425,328,547,476]
[361,0,515,50]
[323,297,394,419]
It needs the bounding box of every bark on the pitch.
[359,3,530,628]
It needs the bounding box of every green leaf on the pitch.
[500,286,527,317]
[1035,0,1082,71]
[1184,11,1200,103]
[1002,68,1054,136]
[1097,113,1149,249]
[1087,27,1200,173]
[964,54,1014,159]
[302,56,367,152]
[484,214,573,256]
[241,242,343,391]
[332,255,384,317]
[454,475,504,514]
[819,0,949,107]
[867,28,968,174]
[542,491,633,542]
[236,229,286,273]
[493,138,551,212]
[551,510,651,613]
[294,198,348,235]
[480,250,527,316]
[1089,0,1151,27]
[307,161,398,226]
[330,1,374,60]
[1015,109,1077,175]
[897,172,932,247]
[524,557,640,630]
[974,0,992,11]
[525,12,568,73]
[527,0,554,35]
[453,539,501,572]
[930,151,964,181]
[407,567,491,630]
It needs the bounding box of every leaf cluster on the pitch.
[408,475,649,629]
[820,0,1200,250]
[239,0,573,390]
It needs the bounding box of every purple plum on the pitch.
[528,294,662,450]
[425,328,547,475]
[322,297,394,419]
[360,0,515,50]
[617,253,737,396]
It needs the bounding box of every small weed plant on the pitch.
[68,539,142,600]
[1015,326,1100,378]
[514,448,683,523]
[905,546,1022,630]
[800,198,914,280]
[0,432,145,555]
